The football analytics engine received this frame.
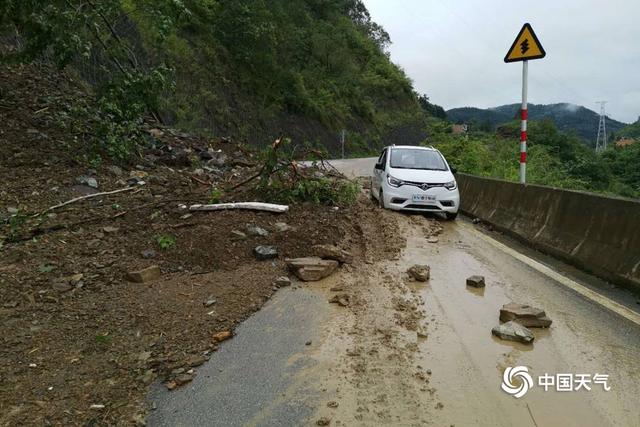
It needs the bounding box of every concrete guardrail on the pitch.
[457,173,640,292]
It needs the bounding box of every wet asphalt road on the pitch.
[147,158,640,427]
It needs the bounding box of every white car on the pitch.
[371,145,460,220]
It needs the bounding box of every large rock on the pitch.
[407,265,430,282]
[500,303,552,328]
[466,275,485,288]
[311,244,353,264]
[286,257,339,282]
[253,245,278,260]
[126,265,161,283]
[491,321,534,344]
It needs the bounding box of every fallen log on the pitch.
[189,202,289,213]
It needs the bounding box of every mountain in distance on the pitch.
[447,103,628,146]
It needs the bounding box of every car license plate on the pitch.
[412,194,436,203]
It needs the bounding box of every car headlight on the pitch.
[444,180,457,190]
[387,175,404,187]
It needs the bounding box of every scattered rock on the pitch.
[52,281,73,292]
[141,249,157,259]
[148,128,164,138]
[126,265,162,283]
[103,226,120,234]
[273,222,293,232]
[165,381,177,390]
[491,321,534,344]
[286,257,339,282]
[499,302,552,328]
[7,207,19,214]
[427,237,439,244]
[311,244,353,264]
[203,297,217,307]
[230,230,247,240]
[174,373,193,386]
[305,341,312,346]
[316,417,331,426]
[330,285,345,292]
[90,404,105,410]
[329,293,351,307]
[213,331,232,343]
[274,276,291,287]
[253,245,278,260]
[466,275,485,288]
[127,176,145,186]
[327,401,339,408]
[185,355,206,367]
[246,224,269,237]
[76,176,98,189]
[106,165,123,176]
[138,351,152,362]
[407,265,430,282]
[472,218,481,224]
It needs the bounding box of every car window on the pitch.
[389,148,447,171]
[377,149,387,170]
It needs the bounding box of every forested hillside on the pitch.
[1,0,427,158]
[447,103,627,145]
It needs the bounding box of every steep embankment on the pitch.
[110,1,427,153]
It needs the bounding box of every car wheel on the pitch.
[378,189,386,209]
[445,212,458,220]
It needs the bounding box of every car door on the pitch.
[372,148,387,197]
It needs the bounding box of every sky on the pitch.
[363,0,640,123]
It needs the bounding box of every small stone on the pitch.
[231,230,247,240]
[165,381,177,390]
[327,401,339,408]
[246,224,269,237]
[491,321,534,344]
[7,207,19,214]
[103,226,120,234]
[185,355,206,367]
[305,341,312,346]
[273,222,293,232]
[127,176,145,186]
[126,265,161,283]
[472,218,481,224]
[106,165,123,176]
[90,404,105,410]
[141,249,157,259]
[316,417,331,426]
[254,246,278,260]
[329,294,351,307]
[311,244,353,264]
[52,281,73,292]
[213,331,232,343]
[175,373,194,386]
[203,297,217,307]
[427,237,439,243]
[408,265,430,282]
[466,275,485,288]
[274,276,291,287]
[138,351,152,362]
[76,176,98,189]
[286,257,339,282]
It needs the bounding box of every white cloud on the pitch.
[364,0,640,123]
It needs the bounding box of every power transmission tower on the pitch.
[595,101,608,152]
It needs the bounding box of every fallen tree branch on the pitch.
[40,185,142,215]
[189,202,289,213]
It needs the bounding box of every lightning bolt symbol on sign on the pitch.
[520,39,530,54]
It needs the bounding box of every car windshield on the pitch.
[389,148,447,171]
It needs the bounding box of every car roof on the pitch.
[386,145,436,151]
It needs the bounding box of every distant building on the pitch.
[452,124,468,135]
[616,138,635,147]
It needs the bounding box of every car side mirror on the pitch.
[375,163,384,170]
[451,167,458,174]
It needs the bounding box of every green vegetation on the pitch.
[155,234,176,250]
[615,119,640,139]
[427,118,640,198]
[447,103,627,145]
[1,0,427,159]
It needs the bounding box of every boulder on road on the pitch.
[126,265,161,283]
[311,244,353,264]
[286,257,339,282]
[253,245,278,260]
[500,302,552,328]
[466,275,485,288]
[491,321,534,344]
[407,265,430,282]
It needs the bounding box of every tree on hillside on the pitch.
[418,94,447,120]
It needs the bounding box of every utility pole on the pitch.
[595,101,608,152]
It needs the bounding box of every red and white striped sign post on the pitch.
[504,23,546,184]
[520,60,528,183]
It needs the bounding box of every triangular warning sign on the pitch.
[504,23,546,63]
